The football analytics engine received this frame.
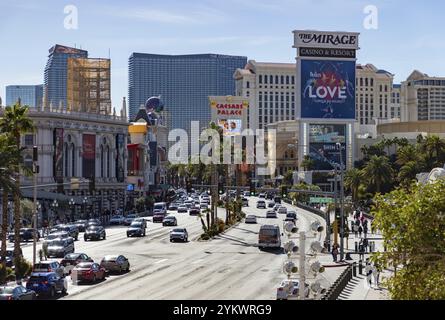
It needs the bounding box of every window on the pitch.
[360,78,363,87]
[371,79,374,87]
[365,78,369,87]
[270,75,273,84]
[24,134,34,146]
[275,75,279,84]
[64,143,69,177]
[264,75,267,84]
[71,143,75,177]
[259,75,263,84]
[281,75,284,84]
[291,76,295,85]
[246,81,250,89]
[286,76,289,85]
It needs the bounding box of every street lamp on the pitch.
[69,198,75,222]
[82,197,88,219]
[51,199,58,225]
[336,142,345,262]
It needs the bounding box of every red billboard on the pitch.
[82,134,96,178]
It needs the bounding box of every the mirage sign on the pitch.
[293,30,359,50]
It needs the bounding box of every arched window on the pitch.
[71,143,75,177]
[100,145,104,178]
[64,142,69,177]
[106,146,110,178]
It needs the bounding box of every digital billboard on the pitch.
[301,60,356,119]
[308,124,346,170]
[82,134,96,178]
[218,119,242,136]
[116,134,125,183]
[53,128,64,182]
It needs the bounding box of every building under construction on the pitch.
[67,58,111,115]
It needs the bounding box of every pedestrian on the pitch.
[358,225,363,238]
[365,262,373,287]
[363,224,368,238]
[358,240,365,261]
[363,238,369,253]
[353,224,358,238]
[332,243,339,262]
[372,263,380,288]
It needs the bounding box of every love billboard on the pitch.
[301,60,356,119]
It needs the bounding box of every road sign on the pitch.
[310,197,334,204]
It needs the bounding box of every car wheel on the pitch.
[126,264,130,272]
[103,234,106,240]
[184,237,188,242]
[84,237,87,241]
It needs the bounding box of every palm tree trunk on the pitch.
[1,191,8,267]
[13,134,21,259]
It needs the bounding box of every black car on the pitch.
[52,225,79,241]
[71,220,88,232]
[8,228,40,242]
[126,221,146,237]
[162,216,178,226]
[189,208,200,216]
[84,226,106,241]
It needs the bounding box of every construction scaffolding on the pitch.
[67,58,111,115]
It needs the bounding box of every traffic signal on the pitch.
[281,185,288,198]
[218,182,224,195]
[250,182,256,196]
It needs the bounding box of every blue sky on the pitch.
[1,0,444,112]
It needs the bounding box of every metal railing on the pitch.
[321,264,354,300]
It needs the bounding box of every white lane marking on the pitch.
[154,259,168,264]
[191,259,204,265]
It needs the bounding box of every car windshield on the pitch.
[130,222,142,227]
[103,256,118,261]
[49,240,65,247]
[261,229,278,236]
[165,216,175,220]
[34,263,53,269]
[247,215,255,219]
[172,229,185,233]
[154,205,164,209]
[64,254,80,260]
[87,226,100,231]
[0,287,14,294]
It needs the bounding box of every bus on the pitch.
[258,225,282,250]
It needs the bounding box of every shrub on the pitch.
[216,219,225,233]
[0,264,15,285]
[13,257,33,279]
[200,233,210,241]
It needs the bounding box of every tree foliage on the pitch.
[372,180,445,299]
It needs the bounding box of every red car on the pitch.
[60,253,94,275]
[153,214,165,223]
[71,262,106,283]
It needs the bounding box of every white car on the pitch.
[273,204,282,212]
[266,210,278,219]
[278,206,288,215]
[245,215,257,224]
[276,280,310,300]
[109,215,125,225]
[177,205,188,213]
[256,200,266,209]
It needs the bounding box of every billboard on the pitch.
[308,124,346,170]
[301,60,356,119]
[53,128,64,182]
[82,134,96,178]
[218,119,242,136]
[293,30,359,50]
[116,134,125,183]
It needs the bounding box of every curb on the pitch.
[195,220,242,242]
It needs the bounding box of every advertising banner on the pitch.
[294,30,359,50]
[116,134,125,183]
[218,119,243,136]
[301,60,356,119]
[308,124,346,170]
[149,141,158,167]
[82,134,96,178]
[53,128,64,182]
[209,96,249,134]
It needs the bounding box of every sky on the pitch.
[1,0,445,113]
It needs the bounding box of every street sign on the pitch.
[310,197,334,204]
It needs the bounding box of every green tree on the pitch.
[398,161,421,188]
[283,170,294,185]
[301,155,314,171]
[0,103,35,259]
[361,156,393,194]
[344,168,362,206]
[396,144,420,167]
[372,179,445,299]
[422,135,445,170]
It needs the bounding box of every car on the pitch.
[84,225,106,241]
[177,205,188,213]
[43,232,72,251]
[199,204,208,210]
[276,279,310,300]
[278,206,288,215]
[153,202,167,215]
[109,215,125,225]
[242,198,249,207]
[0,285,36,300]
[124,214,138,226]
[88,219,101,225]
[153,214,165,223]
[243,191,251,197]
[127,221,146,237]
[258,193,266,199]
[8,228,40,242]
[33,261,64,277]
[168,203,179,211]
[100,255,130,274]
[51,225,79,241]
[189,207,201,216]
[162,216,178,226]
[245,215,257,224]
[2,249,14,268]
[274,196,282,204]
[26,272,68,298]
[133,217,147,228]
[47,239,75,258]
[256,200,266,209]
[285,211,298,223]
[184,201,194,209]
[170,228,188,242]
[273,204,282,212]
[266,210,278,219]
[266,193,275,200]
[71,262,106,283]
[258,225,281,249]
[268,201,275,208]
[60,253,94,275]
[69,220,88,232]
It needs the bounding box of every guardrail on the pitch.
[321,264,354,300]
[294,202,327,222]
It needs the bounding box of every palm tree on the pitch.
[344,168,361,205]
[396,144,419,167]
[361,156,393,194]
[0,103,35,259]
[301,155,314,171]
[398,161,420,188]
[424,135,445,168]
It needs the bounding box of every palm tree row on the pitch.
[0,102,35,268]
[345,134,445,206]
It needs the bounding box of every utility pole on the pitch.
[32,146,38,266]
[338,143,345,262]
[299,231,306,300]
[333,166,338,246]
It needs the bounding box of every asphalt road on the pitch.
[9,197,326,300]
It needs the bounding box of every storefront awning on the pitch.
[20,189,92,205]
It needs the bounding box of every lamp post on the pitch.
[82,197,88,219]
[51,199,58,226]
[69,198,75,222]
[336,142,345,262]
[32,146,39,267]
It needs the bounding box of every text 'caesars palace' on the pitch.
[2,29,445,217]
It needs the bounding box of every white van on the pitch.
[153,202,167,215]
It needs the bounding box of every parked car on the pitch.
[100,255,130,274]
[0,285,35,300]
[109,215,125,225]
[33,261,64,277]
[84,225,106,241]
[124,214,138,226]
[177,205,188,213]
[47,239,75,258]
[162,216,178,226]
[8,228,40,242]
[71,262,106,283]
[170,228,188,242]
[256,200,266,209]
[245,215,257,224]
[2,248,22,268]
[268,201,275,208]
[266,210,278,219]
[60,253,93,275]
[278,206,288,215]
[153,214,165,223]
[189,207,201,216]
[51,225,79,241]
[276,279,309,300]
[127,221,146,237]
[26,272,67,298]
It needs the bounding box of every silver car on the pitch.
[170,228,188,242]
[47,239,75,258]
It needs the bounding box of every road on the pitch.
[9,197,326,300]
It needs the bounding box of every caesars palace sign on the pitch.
[293,30,360,50]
